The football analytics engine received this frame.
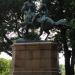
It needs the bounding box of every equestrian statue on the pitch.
[19,0,67,40]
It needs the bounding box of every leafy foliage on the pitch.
[60,65,65,75]
[0,0,75,75]
[0,58,11,75]
[0,0,74,51]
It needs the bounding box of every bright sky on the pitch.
[59,53,65,64]
[0,52,12,60]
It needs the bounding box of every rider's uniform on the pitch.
[21,1,36,23]
[38,4,54,24]
[38,4,48,22]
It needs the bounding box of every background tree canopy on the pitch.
[0,0,75,54]
[0,0,75,75]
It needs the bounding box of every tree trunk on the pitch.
[71,55,74,75]
[70,29,75,75]
[61,29,71,75]
[71,43,75,75]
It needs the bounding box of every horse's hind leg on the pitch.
[45,31,50,40]
[39,26,44,37]
[45,34,49,40]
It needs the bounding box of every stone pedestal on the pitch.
[12,42,59,75]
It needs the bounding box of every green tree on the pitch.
[0,0,75,75]
[60,65,65,75]
[68,19,75,75]
[0,0,25,55]
[42,0,75,75]
[0,58,11,75]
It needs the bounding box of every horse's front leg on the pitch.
[39,27,43,36]
[45,34,49,40]
[38,22,44,38]
[21,25,29,37]
[44,30,50,40]
[34,25,43,40]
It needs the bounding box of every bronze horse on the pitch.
[19,12,67,40]
[19,13,56,40]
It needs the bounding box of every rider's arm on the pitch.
[21,2,28,13]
